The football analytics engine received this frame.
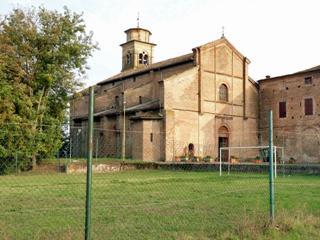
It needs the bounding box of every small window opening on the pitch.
[115,96,119,107]
[150,133,153,142]
[139,96,142,104]
[304,77,312,85]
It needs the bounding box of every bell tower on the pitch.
[120,27,156,71]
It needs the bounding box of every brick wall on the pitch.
[259,72,320,163]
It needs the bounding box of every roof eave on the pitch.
[258,68,320,83]
[97,54,194,86]
[120,39,157,47]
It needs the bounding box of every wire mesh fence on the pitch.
[0,123,319,239]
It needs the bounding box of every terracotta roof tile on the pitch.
[259,64,320,82]
[98,53,194,85]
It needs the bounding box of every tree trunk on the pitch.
[32,154,37,169]
[31,88,47,170]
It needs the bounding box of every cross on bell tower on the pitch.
[137,12,140,28]
[221,26,225,38]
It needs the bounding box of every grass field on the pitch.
[0,170,319,240]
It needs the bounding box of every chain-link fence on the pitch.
[0,122,319,239]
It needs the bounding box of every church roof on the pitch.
[92,99,160,118]
[258,64,320,82]
[125,27,152,35]
[98,53,194,85]
[195,37,250,64]
[97,37,252,86]
[295,65,320,74]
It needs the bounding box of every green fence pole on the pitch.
[85,86,94,240]
[268,110,275,222]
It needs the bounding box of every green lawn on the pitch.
[0,170,319,240]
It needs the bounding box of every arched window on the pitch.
[143,54,148,65]
[139,53,143,64]
[126,53,131,65]
[139,52,148,65]
[219,84,228,102]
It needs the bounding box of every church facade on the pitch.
[70,27,319,163]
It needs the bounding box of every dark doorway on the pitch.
[218,137,229,162]
[188,143,195,158]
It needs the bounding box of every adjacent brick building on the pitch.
[259,66,320,163]
[70,26,319,163]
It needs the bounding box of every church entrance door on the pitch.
[218,126,229,162]
[218,137,229,162]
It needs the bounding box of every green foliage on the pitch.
[0,6,98,172]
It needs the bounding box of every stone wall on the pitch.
[65,162,320,175]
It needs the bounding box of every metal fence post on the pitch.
[268,110,275,222]
[122,92,126,161]
[219,148,222,176]
[274,146,277,179]
[85,86,94,240]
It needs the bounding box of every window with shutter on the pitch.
[279,102,286,118]
[304,98,313,115]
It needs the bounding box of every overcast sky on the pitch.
[2,0,320,87]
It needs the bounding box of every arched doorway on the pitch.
[218,126,229,162]
[188,143,195,158]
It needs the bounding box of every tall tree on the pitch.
[0,6,98,171]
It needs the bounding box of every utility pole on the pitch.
[122,91,126,161]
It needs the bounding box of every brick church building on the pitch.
[70,26,319,163]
